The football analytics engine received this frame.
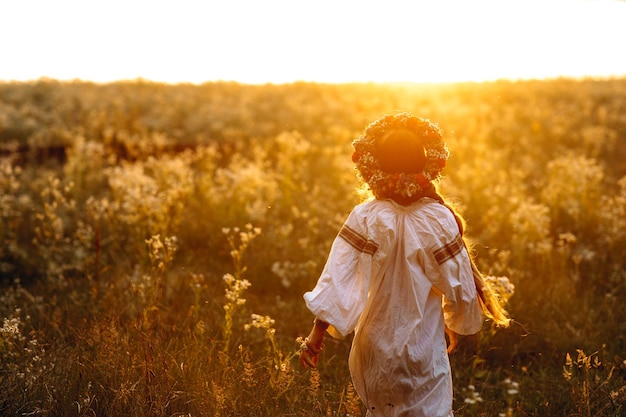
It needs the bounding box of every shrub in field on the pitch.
[0,160,31,280]
[540,154,604,235]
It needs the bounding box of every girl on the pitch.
[300,113,509,417]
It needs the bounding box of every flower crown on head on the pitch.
[351,113,449,199]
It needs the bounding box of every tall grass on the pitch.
[1,78,625,416]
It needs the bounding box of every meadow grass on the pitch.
[1,78,625,416]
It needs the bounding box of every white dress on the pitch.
[304,198,483,417]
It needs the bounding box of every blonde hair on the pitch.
[439,198,511,327]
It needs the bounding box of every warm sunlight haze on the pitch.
[3,2,626,414]
[1,0,626,84]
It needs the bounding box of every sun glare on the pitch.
[1,0,625,84]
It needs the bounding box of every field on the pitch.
[1,78,625,416]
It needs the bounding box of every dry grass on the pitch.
[1,78,625,416]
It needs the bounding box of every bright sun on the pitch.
[1,0,625,84]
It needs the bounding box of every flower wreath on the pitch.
[351,113,449,199]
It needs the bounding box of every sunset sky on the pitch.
[2,0,625,84]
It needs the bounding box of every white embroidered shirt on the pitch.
[304,198,483,417]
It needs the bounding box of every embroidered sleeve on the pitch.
[433,234,464,264]
[338,224,379,256]
[425,234,482,335]
[303,205,384,338]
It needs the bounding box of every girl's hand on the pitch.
[299,338,321,369]
[299,318,328,369]
[445,325,458,353]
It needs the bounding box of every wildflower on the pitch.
[509,201,553,255]
[503,378,519,395]
[541,155,603,222]
[221,225,260,353]
[1,317,21,335]
[222,273,235,285]
[246,314,275,330]
[501,377,519,417]
[484,276,515,305]
[557,232,577,246]
[463,384,483,404]
[296,336,308,353]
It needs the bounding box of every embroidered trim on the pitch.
[339,225,379,255]
[433,234,465,264]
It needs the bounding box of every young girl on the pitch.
[300,113,509,417]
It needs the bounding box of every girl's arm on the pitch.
[445,324,458,353]
[299,318,329,369]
